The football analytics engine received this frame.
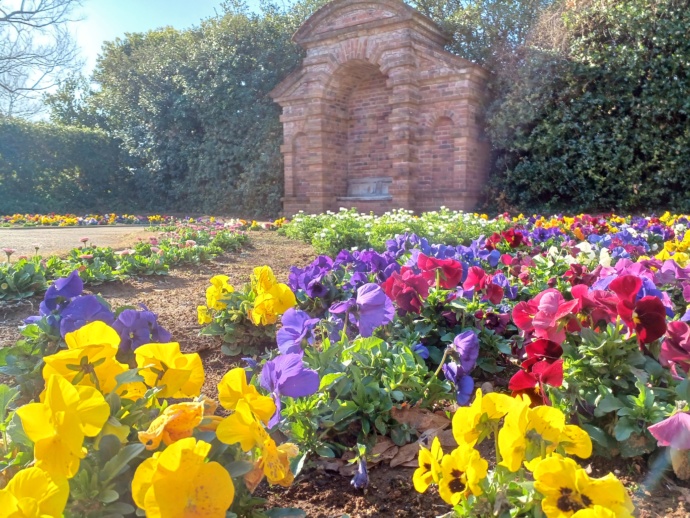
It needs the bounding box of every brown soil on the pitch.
[1,232,689,517]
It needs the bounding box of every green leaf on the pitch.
[614,418,636,442]
[114,369,145,389]
[594,394,624,417]
[225,460,255,477]
[97,434,122,464]
[0,384,19,422]
[99,489,120,504]
[580,424,614,449]
[319,372,344,391]
[676,378,690,401]
[104,502,136,514]
[315,445,336,458]
[332,401,358,424]
[6,412,32,448]
[101,443,145,483]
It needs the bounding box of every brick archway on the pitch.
[271,0,490,215]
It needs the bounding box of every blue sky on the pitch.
[72,0,263,73]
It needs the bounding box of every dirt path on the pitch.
[0,226,155,257]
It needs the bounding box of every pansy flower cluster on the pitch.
[414,389,635,517]
[0,271,303,518]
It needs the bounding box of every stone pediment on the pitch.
[293,0,449,47]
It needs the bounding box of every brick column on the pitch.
[385,54,419,209]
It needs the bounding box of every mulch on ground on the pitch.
[0,231,688,517]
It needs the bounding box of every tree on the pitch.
[487,0,690,213]
[0,0,83,117]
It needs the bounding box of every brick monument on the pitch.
[270,0,490,216]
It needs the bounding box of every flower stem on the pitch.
[493,423,502,464]
[432,347,450,380]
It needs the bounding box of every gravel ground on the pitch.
[0,226,155,257]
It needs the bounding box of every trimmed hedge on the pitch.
[0,118,134,213]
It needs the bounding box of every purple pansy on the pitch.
[442,362,475,406]
[356,283,394,337]
[450,330,480,373]
[42,270,84,312]
[412,343,430,359]
[59,295,115,337]
[351,457,369,489]
[330,283,394,338]
[276,308,320,355]
[260,353,320,428]
[112,306,171,352]
[441,330,479,405]
[288,256,336,299]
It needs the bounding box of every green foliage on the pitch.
[200,287,277,356]
[280,335,448,454]
[411,0,553,73]
[488,0,690,213]
[280,208,511,256]
[58,4,312,218]
[0,227,249,302]
[0,118,134,213]
[552,324,677,458]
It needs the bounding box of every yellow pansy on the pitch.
[251,265,277,295]
[217,368,276,425]
[438,444,488,506]
[131,437,234,518]
[250,283,297,326]
[138,402,205,450]
[216,399,270,451]
[533,455,634,518]
[64,321,121,349]
[0,467,69,518]
[498,404,564,472]
[206,275,234,310]
[452,389,517,448]
[55,322,147,398]
[135,343,204,398]
[42,344,128,394]
[413,437,443,493]
[260,440,299,486]
[674,252,689,267]
[559,424,593,459]
[572,507,618,518]
[197,305,212,325]
[16,375,109,478]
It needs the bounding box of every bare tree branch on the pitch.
[0,0,83,116]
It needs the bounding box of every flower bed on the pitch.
[0,223,249,301]
[0,213,179,227]
[1,210,689,517]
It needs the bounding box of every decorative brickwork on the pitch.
[270,0,490,216]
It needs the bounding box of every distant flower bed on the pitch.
[0,224,249,301]
[1,213,289,229]
[0,212,227,227]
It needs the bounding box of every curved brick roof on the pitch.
[293,0,450,46]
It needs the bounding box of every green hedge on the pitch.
[0,118,134,213]
[488,0,690,213]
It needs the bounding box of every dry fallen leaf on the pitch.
[390,442,420,468]
[390,406,450,432]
